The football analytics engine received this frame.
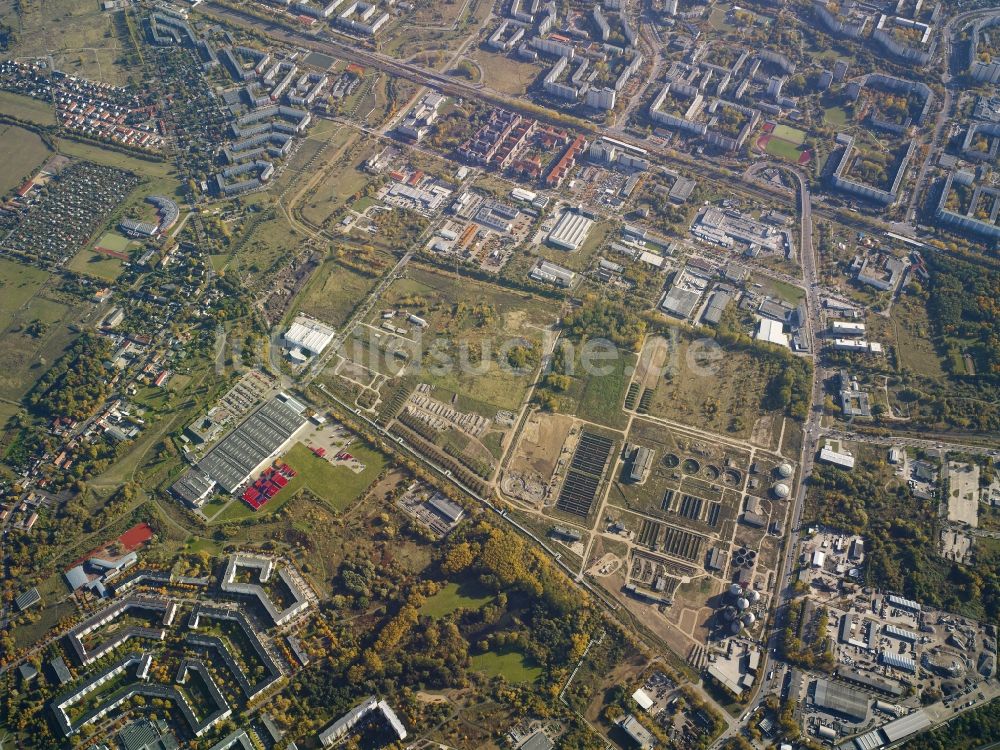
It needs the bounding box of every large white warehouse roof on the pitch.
[285,315,336,355]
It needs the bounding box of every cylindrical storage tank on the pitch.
[737,597,749,611]
[773,482,790,498]
[777,462,793,478]
[817,726,837,741]
[873,701,899,716]
[742,612,756,626]
[749,590,761,603]
[729,583,742,597]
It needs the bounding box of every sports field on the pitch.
[757,133,813,165]
[93,231,133,256]
[770,123,806,144]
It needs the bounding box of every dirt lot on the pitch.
[507,411,574,479]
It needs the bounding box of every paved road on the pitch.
[709,165,823,749]
[202,0,903,244]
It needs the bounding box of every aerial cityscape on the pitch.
[0,0,997,746]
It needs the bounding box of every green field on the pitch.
[552,350,635,430]
[771,124,806,145]
[296,259,384,329]
[891,294,946,379]
[0,259,83,402]
[469,50,540,95]
[227,210,306,285]
[92,230,133,254]
[469,647,542,683]
[823,106,850,127]
[421,579,494,618]
[0,91,56,125]
[764,136,805,162]
[55,138,179,193]
[211,440,386,523]
[68,248,126,282]
[0,124,53,195]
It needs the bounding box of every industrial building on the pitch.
[701,290,733,325]
[831,320,866,337]
[547,209,594,251]
[660,285,701,319]
[755,318,789,347]
[628,446,653,483]
[619,714,654,749]
[530,259,578,287]
[284,315,336,356]
[397,92,445,141]
[812,678,869,723]
[172,395,307,498]
[169,467,216,508]
[819,442,855,469]
[852,710,931,750]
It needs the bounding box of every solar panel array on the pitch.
[557,432,614,517]
[198,398,307,492]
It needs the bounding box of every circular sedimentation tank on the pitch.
[681,458,700,474]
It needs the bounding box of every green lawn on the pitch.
[823,106,850,127]
[68,249,126,281]
[92,230,133,254]
[420,579,494,618]
[469,647,542,683]
[212,440,386,523]
[771,124,805,145]
[764,137,805,163]
[184,537,222,555]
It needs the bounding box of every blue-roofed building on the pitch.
[65,565,89,590]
